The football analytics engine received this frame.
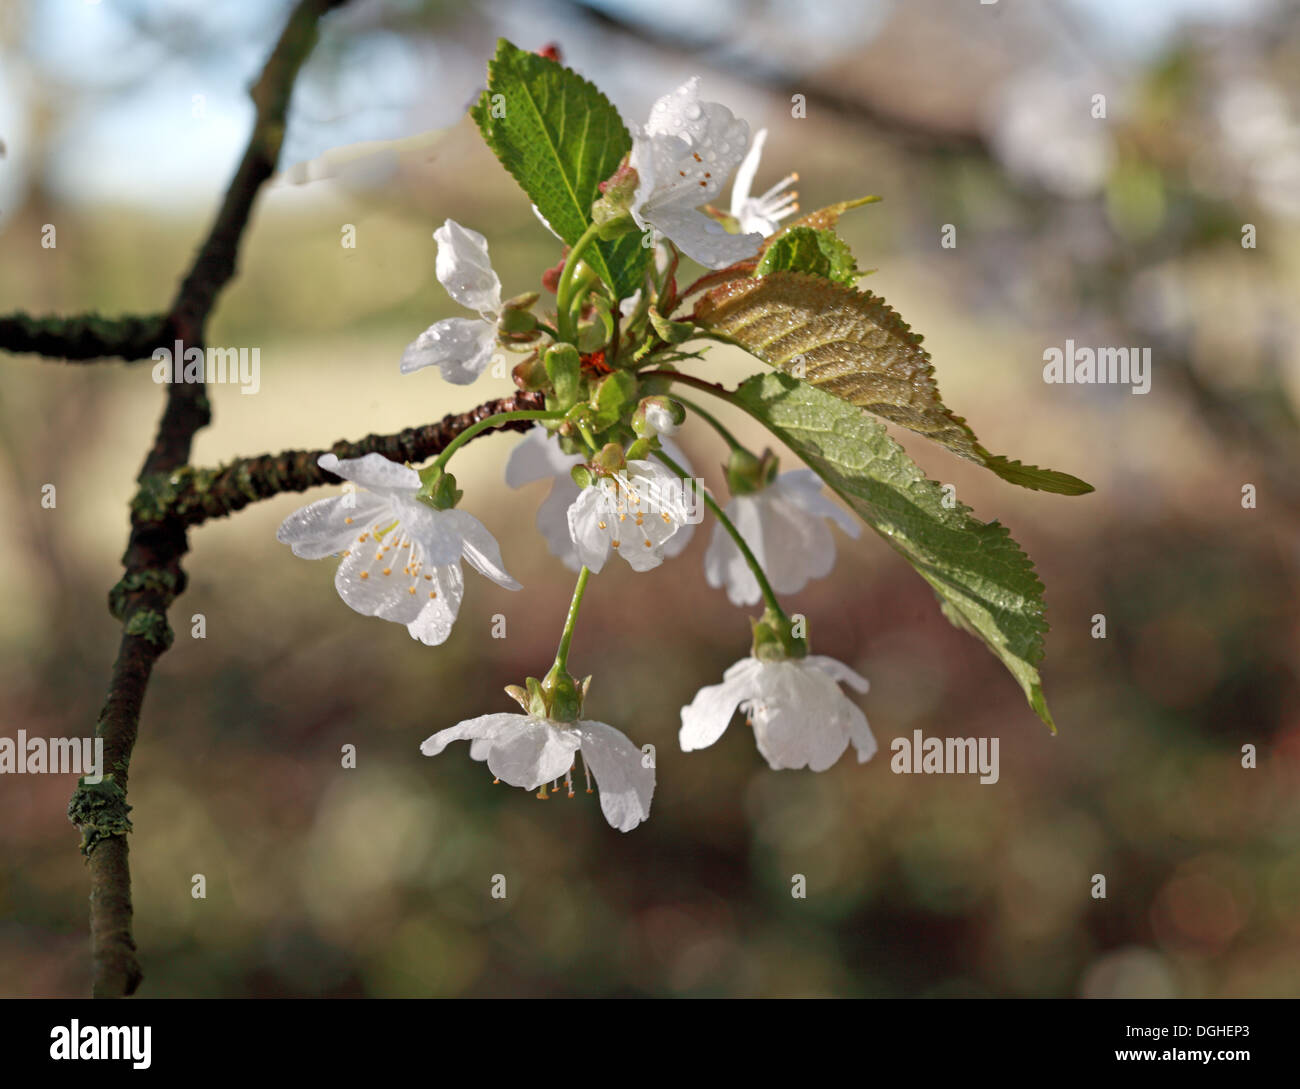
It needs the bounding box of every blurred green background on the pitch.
[2,0,1299,997]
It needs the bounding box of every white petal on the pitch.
[536,478,583,569]
[758,492,833,594]
[662,516,695,559]
[776,470,860,537]
[575,720,655,832]
[440,509,522,590]
[317,452,420,493]
[334,544,429,625]
[434,218,501,316]
[276,493,386,560]
[420,712,522,756]
[747,662,849,772]
[390,499,466,566]
[844,701,877,764]
[804,654,870,694]
[400,316,497,384]
[567,485,613,573]
[503,425,582,488]
[405,564,464,646]
[641,204,762,269]
[703,497,762,606]
[679,658,762,752]
[628,79,763,268]
[483,718,581,789]
[730,127,767,216]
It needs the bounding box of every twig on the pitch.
[67,0,350,998]
[155,393,546,528]
[0,312,169,362]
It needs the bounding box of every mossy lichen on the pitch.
[67,774,133,856]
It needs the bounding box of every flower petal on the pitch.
[804,654,870,694]
[405,563,464,646]
[679,657,762,752]
[318,452,421,493]
[439,509,522,590]
[536,478,583,569]
[729,127,767,217]
[567,484,613,573]
[434,219,501,315]
[703,496,763,606]
[747,662,850,772]
[483,718,581,789]
[844,701,877,764]
[641,204,762,269]
[277,493,387,559]
[575,720,655,832]
[504,425,583,488]
[420,712,522,757]
[777,470,861,538]
[400,316,497,384]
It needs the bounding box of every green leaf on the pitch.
[731,371,1057,731]
[470,40,648,299]
[755,226,860,287]
[695,271,1093,495]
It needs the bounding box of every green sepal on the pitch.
[750,607,809,662]
[544,343,582,407]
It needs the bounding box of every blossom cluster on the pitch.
[277,73,875,832]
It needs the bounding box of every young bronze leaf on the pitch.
[694,270,1094,494]
[695,270,981,457]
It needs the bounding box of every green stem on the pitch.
[553,565,592,673]
[652,448,786,621]
[675,394,743,452]
[565,268,599,338]
[426,409,562,474]
[556,222,604,343]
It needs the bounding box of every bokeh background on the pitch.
[2,0,1299,998]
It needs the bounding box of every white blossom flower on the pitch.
[705,469,859,606]
[567,457,699,573]
[506,426,696,570]
[729,128,799,236]
[628,77,764,269]
[401,219,503,383]
[421,713,654,831]
[680,654,875,772]
[276,453,520,645]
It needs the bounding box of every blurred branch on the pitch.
[0,312,168,362]
[152,392,545,528]
[67,0,350,1000]
[558,0,988,154]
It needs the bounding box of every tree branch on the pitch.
[0,312,169,362]
[146,392,546,528]
[68,0,350,999]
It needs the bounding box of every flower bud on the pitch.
[592,442,626,474]
[724,446,779,495]
[512,353,548,391]
[632,395,684,438]
[499,292,541,336]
